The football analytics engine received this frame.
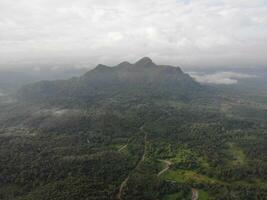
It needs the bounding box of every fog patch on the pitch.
[53,109,69,116]
[189,71,258,85]
[35,108,82,117]
[0,91,16,104]
[1,98,16,104]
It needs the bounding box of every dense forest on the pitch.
[0,58,267,200]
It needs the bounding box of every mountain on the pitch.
[1,58,267,200]
[18,57,203,105]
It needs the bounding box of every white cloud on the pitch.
[189,71,258,84]
[0,0,267,68]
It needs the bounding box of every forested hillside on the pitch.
[0,58,267,200]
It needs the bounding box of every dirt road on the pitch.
[191,188,198,200]
[116,128,147,200]
[157,160,172,177]
[118,143,128,152]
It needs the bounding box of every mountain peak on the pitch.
[117,61,132,68]
[134,57,155,68]
[94,64,109,70]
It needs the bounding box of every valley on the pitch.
[0,58,267,200]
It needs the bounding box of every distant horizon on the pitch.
[1,56,267,72]
[0,57,266,88]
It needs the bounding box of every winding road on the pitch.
[116,177,129,200]
[157,160,198,200]
[116,127,147,200]
[157,160,172,177]
[118,143,128,152]
[116,127,198,200]
[191,188,199,200]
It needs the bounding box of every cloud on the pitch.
[189,71,258,84]
[0,0,267,69]
[0,92,7,97]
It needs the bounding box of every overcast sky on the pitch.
[1,0,267,69]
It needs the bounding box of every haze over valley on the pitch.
[1,0,267,200]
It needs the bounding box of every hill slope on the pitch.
[18,57,203,105]
[0,58,267,200]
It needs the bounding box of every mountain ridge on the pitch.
[18,57,204,105]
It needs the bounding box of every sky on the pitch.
[0,0,267,69]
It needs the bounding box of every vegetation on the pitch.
[0,58,267,199]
